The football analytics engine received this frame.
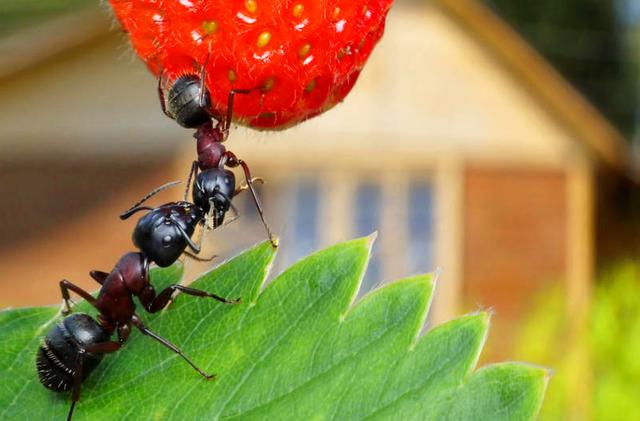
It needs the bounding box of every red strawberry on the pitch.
[109,0,393,129]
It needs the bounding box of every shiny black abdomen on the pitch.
[167,75,211,129]
[36,314,110,392]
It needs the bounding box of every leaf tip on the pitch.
[466,308,493,328]
[516,362,555,382]
[365,231,378,247]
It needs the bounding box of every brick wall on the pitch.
[463,168,567,322]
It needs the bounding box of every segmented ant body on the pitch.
[37,194,238,421]
[158,66,277,246]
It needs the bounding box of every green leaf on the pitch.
[0,238,548,420]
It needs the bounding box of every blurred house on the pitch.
[0,0,637,362]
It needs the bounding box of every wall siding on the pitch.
[463,168,567,321]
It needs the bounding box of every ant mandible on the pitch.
[157,56,278,248]
[37,187,238,421]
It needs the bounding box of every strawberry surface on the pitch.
[109,0,394,129]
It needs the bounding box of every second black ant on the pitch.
[157,57,278,248]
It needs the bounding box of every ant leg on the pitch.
[116,323,131,344]
[120,181,182,220]
[194,225,207,257]
[221,88,254,137]
[65,341,121,421]
[183,250,217,262]
[59,280,97,315]
[84,342,122,353]
[158,69,173,119]
[198,52,212,109]
[67,351,84,421]
[234,177,264,196]
[146,284,239,313]
[223,152,277,248]
[184,161,199,201]
[89,270,109,285]
[131,314,215,380]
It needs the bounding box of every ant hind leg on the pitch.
[65,339,122,419]
[131,314,216,380]
[59,280,97,316]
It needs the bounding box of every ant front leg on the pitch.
[143,284,240,314]
[219,88,255,139]
[198,52,212,111]
[183,250,217,263]
[184,161,199,201]
[223,151,277,248]
[59,280,97,315]
[234,177,264,196]
[131,314,215,380]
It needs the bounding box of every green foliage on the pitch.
[514,262,640,420]
[0,0,95,37]
[1,238,547,420]
[485,0,637,135]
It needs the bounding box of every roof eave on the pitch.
[0,6,112,80]
[432,0,631,175]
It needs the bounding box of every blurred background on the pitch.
[1,0,639,419]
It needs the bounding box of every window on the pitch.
[291,180,320,263]
[355,183,382,293]
[408,181,434,274]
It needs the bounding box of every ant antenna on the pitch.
[169,215,201,253]
[198,47,212,109]
[120,181,182,220]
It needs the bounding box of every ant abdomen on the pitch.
[36,314,110,392]
[167,75,211,129]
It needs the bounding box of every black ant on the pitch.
[157,59,278,248]
[36,187,239,421]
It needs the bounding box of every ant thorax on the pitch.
[195,122,227,170]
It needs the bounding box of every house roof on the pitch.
[432,0,630,173]
[0,0,631,173]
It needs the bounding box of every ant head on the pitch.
[132,202,204,267]
[193,168,236,227]
[167,75,212,128]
